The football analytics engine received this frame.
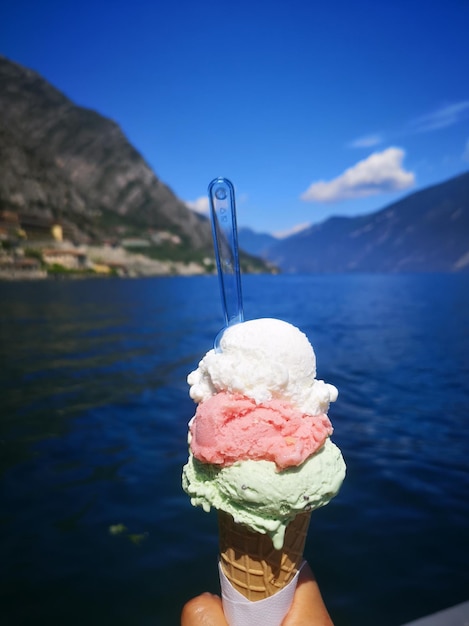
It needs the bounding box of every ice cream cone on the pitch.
[218,510,311,601]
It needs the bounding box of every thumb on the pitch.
[282,562,334,626]
[181,592,229,626]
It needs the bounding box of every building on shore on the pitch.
[0,256,47,280]
[42,248,88,270]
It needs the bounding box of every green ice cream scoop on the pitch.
[182,438,345,549]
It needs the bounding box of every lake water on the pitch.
[0,274,468,626]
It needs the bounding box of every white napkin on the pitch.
[218,560,304,626]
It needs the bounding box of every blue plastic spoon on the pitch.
[208,177,244,350]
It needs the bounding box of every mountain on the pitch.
[263,171,469,273]
[0,55,273,275]
[238,227,278,257]
[2,56,466,276]
[0,56,215,253]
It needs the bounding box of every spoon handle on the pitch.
[208,177,244,327]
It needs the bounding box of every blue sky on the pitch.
[1,0,468,236]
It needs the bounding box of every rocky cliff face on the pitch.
[0,55,212,248]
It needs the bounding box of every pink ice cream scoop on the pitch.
[189,391,333,470]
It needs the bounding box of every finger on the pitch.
[181,592,229,626]
[282,562,334,626]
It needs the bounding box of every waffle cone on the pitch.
[218,511,311,601]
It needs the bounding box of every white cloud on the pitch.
[185,196,209,214]
[347,133,383,149]
[301,147,415,203]
[463,138,469,163]
[410,101,469,133]
[347,101,469,154]
[274,222,311,239]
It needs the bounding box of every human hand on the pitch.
[181,562,334,626]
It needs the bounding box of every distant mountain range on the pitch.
[239,172,469,272]
[238,227,278,258]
